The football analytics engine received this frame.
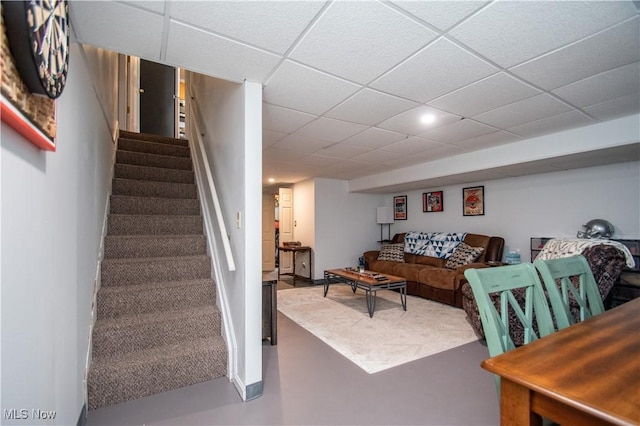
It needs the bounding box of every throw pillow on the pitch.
[445,242,484,269]
[377,243,405,262]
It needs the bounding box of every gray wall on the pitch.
[1,42,118,424]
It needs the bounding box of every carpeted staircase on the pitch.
[87,131,227,410]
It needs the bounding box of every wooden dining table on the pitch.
[481,298,640,426]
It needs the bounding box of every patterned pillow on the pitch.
[377,243,405,262]
[445,242,484,269]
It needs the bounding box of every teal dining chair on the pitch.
[464,263,555,394]
[534,255,604,330]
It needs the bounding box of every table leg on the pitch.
[400,285,407,311]
[292,251,296,286]
[500,378,543,426]
[365,288,377,318]
[324,272,330,297]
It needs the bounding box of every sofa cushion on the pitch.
[377,243,405,262]
[417,267,457,290]
[393,263,434,282]
[445,243,484,269]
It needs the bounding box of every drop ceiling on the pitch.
[70,1,640,193]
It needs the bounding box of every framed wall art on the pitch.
[423,191,443,213]
[463,186,484,216]
[393,195,407,220]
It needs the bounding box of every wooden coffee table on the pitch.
[324,268,407,318]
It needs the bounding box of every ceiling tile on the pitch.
[381,136,444,155]
[263,61,361,115]
[584,94,640,122]
[511,17,640,90]
[419,119,497,143]
[474,94,573,129]
[263,129,287,148]
[263,104,317,134]
[166,21,281,83]
[315,144,371,159]
[168,1,324,54]
[371,38,498,102]
[271,133,334,153]
[353,150,407,164]
[295,118,368,143]
[341,128,407,149]
[390,1,490,31]
[377,105,461,136]
[325,89,419,125]
[450,1,638,68]
[263,147,308,162]
[290,1,437,84]
[429,73,540,117]
[552,62,640,108]
[412,144,467,162]
[70,2,164,60]
[508,111,595,139]
[121,1,165,14]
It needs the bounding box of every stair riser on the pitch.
[110,195,200,216]
[93,312,221,358]
[88,338,227,410]
[114,164,194,184]
[97,281,215,318]
[104,235,206,259]
[112,179,197,199]
[116,151,192,171]
[108,215,203,236]
[101,257,211,287]
[119,131,189,147]
[119,138,191,158]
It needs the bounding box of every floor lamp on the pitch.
[376,207,394,243]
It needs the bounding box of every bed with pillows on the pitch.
[363,232,505,308]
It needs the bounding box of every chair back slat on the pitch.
[464,264,555,395]
[534,255,604,330]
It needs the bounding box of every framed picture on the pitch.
[393,195,407,220]
[463,186,484,216]
[423,191,443,213]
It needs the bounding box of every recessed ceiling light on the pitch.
[421,113,436,124]
[268,178,275,183]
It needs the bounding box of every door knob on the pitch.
[139,88,145,93]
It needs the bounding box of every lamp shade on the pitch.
[376,206,394,224]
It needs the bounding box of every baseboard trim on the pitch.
[245,381,263,401]
[76,403,87,426]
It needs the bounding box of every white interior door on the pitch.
[262,194,275,271]
[279,188,293,274]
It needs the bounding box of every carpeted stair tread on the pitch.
[116,150,193,171]
[97,278,215,319]
[90,131,226,410]
[114,163,194,184]
[87,336,227,410]
[101,255,211,287]
[119,130,189,147]
[108,214,203,235]
[92,305,221,358]
[112,178,197,199]
[119,138,191,158]
[104,234,206,259]
[110,194,200,216]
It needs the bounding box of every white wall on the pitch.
[187,74,262,399]
[1,42,118,425]
[312,179,385,278]
[382,162,640,261]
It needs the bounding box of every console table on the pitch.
[277,246,312,286]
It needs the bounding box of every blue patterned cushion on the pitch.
[404,232,467,259]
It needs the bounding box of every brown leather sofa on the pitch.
[363,233,505,308]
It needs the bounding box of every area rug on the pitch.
[277,284,478,374]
